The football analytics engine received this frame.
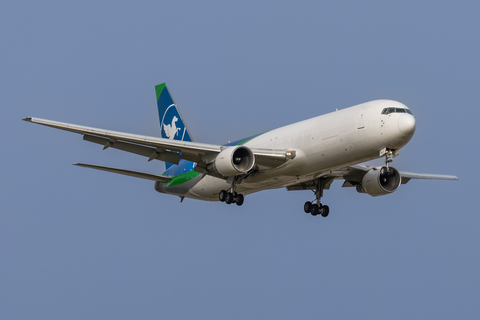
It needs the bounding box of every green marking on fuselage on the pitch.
[155,83,166,102]
[162,170,201,187]
[234,134,261,145]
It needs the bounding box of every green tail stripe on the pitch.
[155,83,166,102]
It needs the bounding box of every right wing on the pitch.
[396,170,459,184]
[23,117,290,174]
[286,163,459,191]
[345,164,459,184]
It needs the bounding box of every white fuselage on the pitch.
[186,100,416,200]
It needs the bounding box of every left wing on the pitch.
[23,117,290,174]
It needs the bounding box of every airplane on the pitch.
[23,83,458,217]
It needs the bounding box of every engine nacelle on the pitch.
[356,166,401,197]
[208,146,255,177]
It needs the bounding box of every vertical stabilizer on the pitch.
[155,83,193,169]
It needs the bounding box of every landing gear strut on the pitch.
[382,148,398,177]
[383,148,399,170]
[385,149,394,170]
[303,178,330,217]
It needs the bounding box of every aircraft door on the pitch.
[357,107,368,135]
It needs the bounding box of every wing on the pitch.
[345,164,459,185]
[396,170,459,184]
[286,163,459,191]
[23,117,290,174]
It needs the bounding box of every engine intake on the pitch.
[356,166,401,197]
[208,146,255,177]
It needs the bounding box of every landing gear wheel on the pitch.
[236,194,244,206]
[311,204,320,216]
[304,201,312,213]
[219,190,227,202]
[320,205,330,217]
[225,192,234,204]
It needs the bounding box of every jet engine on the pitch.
[356,166,401,197]
[208,146,255,177]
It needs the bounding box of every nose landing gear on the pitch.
[382,148,398,170]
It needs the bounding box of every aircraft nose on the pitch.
[398,114,416,135]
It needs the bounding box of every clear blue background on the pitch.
[1,1,478,319]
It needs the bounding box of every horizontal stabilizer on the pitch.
[73,163,171,182]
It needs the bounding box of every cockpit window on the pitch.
[381,107,413,115]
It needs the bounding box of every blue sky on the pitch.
[1,1,478,319]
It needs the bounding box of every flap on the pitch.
[83,134,181,164]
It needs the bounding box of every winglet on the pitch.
[22,117,33,121]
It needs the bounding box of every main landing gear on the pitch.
[219,176,245,206]
[304,201,329,217]
[304,178,330,217]
[219,190,244,206]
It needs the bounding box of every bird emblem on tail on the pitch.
[163,115,181,139]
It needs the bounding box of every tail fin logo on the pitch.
[163,114,180,139]
[160,104,185,140]
[156,83,192,170]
